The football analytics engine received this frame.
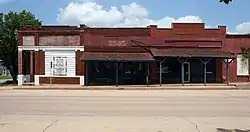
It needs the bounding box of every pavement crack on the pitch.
[184,117,201,132]
[42,120,59,132]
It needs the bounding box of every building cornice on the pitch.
[18,46,85,51]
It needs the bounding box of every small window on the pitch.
[237,55,249,76]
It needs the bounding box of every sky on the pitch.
[0,0,250,33]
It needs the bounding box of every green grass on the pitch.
[0,75,12,80]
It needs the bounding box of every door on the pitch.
[184,62,190,82]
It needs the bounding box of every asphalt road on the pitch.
[0,90,250,132]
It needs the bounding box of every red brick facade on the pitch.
[39,77,80,84]
[224,36,250,82]
[18,23,250,85]
[34,50,45,75]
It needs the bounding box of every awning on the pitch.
[81,52,154,61]
[150,48,236,58]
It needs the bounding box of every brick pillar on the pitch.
[216,59,223,83]
[30,51,34,82]
[150,61,157,84]
[230,59,236,82]
[76,50,84,85]
[18,50,23,86]
[39,50,45,75]
[34,33,39,46]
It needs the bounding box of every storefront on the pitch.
[81,52,154,86]
[17,23,250,86]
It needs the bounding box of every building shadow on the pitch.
[217,128,250,132]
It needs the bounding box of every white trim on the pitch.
[35,75,39,85]
[18,75,24,86]
[38,75,82,78]
[18,46,84,51]
[80,76,85,85]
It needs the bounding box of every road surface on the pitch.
[0,90,250,132]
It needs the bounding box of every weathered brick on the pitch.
[39,77,80,84]
[39,35,80,46]
[23,36,35,46]
[76,51,84,76]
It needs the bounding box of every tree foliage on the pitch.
[241,47,250,59]
[220,0,232,4]
[0,10,41,83]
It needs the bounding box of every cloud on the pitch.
[57,0,203,27]
[0,0,14,4]
[235,22,250,34]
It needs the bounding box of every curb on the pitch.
[0,88,13,90]
[13,87,240,90]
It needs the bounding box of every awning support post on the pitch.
[160,58,167,86]
[200,59,211,86]
[85,61,88,87]
[223,58,234,86]
[116,61,119,87]
[146,63,150,87]
[177,58,189,86]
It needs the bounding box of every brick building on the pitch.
[17,23,250,86]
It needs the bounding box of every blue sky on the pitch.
[1,0,250,33]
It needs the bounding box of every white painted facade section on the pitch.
[80,76,85,85]
[34,75,39,86]
[45,51,76,77]
[18,75,24,86]
[18,46,85,85]
[237,54,249,76]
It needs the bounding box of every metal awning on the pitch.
[150,48,236,58]
[81,52,154,61]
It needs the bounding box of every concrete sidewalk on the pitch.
[0,83,242,90]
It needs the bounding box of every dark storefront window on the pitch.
[88,61,116,85]
[156,58,217,84]
[87,61,149,85]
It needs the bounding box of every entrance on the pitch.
[184,62,190,83]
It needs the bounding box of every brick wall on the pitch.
[34,50,45,75]
[224,36,250,82]
[19,24,250,84]
[39,35,80,46]
[39,77,80,84]
[76,50,84,76]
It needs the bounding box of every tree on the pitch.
[220,0,232,4]
[0,10,41,84]
[241,47,250,58]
